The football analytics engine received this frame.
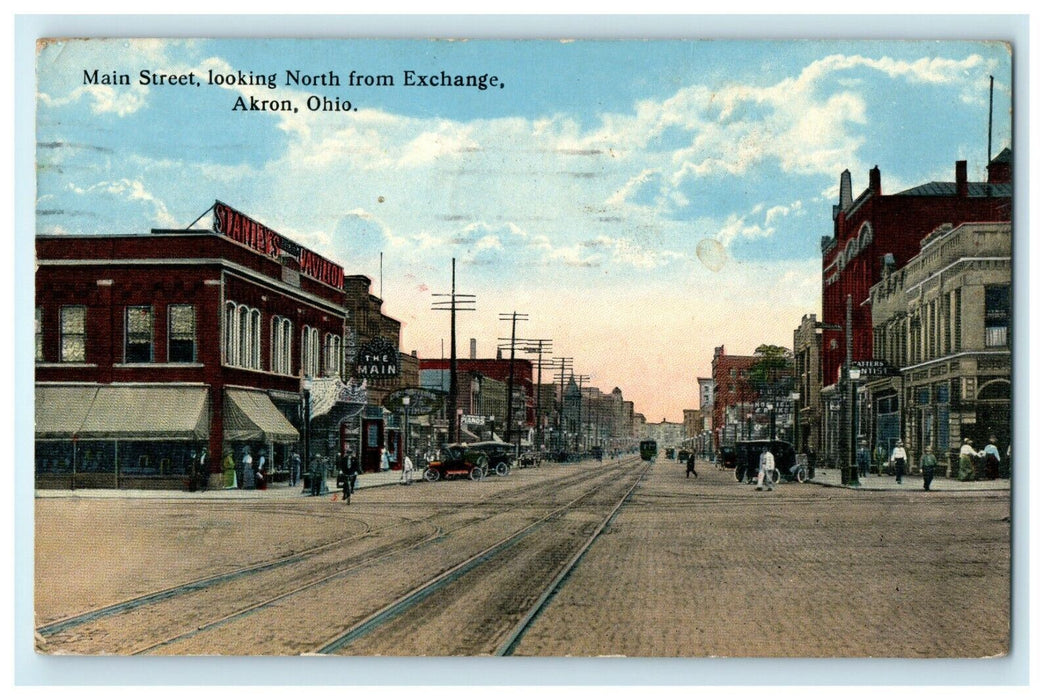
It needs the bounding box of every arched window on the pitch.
[249,309,261,369]
[324,333,343,377]
[302,325,320,378]
[237,305,249,368]
[224,302,238,366]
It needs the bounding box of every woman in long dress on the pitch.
[958,438,979,481]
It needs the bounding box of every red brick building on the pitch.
[35,202,347,488]
[821,152,1012,386]
[710,345,759,449]
[419,357,535,440]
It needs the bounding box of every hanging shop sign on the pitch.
[356,338,401,378]
[383,387,443,416]
[212,200,345,288]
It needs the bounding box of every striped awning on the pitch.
[223,389,300,444]
[36,385,210,441]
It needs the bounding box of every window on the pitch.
[60,306,86,363]
[125,306,153,363]
[224,302,238,366]
[301,325,320,377]
[324,333,343,377]
[168,305,196,363]
[224,301,262,369]
[35,308,43,362]
[249,309,261,369]
[985,285,1010,347]
[271,316,293,375]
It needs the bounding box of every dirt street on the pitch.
[35,458,1010,657]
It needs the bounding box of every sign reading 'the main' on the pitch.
[356,338,401,378]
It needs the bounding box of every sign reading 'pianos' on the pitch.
[356,337,401,378]
[213,200,345,289]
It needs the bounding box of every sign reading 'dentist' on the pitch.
[212,200,345,289]
[356,338,401,378]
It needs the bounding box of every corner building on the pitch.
[35,202,347,488]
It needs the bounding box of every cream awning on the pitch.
[77,385,210,441]
[35,385,100,439]
[223,389,300,444]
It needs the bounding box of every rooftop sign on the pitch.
[213,201,344,289]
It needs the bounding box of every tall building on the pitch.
[710,346,759,449]
[35,202,347,488]
[866,222,1011,475]
[793,314,822,458]
[820,153,1012,467]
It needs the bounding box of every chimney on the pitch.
[868,166,881,196]
[470,338,477,359]
[956,160,968,197]
[496,348,502,360]
[838,170,853,210]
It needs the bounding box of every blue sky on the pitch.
[35,38,1013,420]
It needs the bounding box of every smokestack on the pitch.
[470,338,477,359]
[956,161,968,197]
[868,166,881,196]
[839,170,853,210]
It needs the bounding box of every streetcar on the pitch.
[639,439,658,461]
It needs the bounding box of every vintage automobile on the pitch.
[719,446,737,470]
[465,440,515,476]
[733,440,799,484]
[677,449,693,463]
[423,443,487,481]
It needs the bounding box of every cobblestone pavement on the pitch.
[35,457,1011,658]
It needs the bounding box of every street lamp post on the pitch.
[302,375,313,494]
[402,396,411,467]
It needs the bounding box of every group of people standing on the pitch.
[852,435,1008,491]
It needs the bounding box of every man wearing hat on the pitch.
[856,439,871,478]
[890,439,908,484]
[959,438,980,481]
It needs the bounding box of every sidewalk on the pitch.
[35,469,414,500]
[808,467,1010,492]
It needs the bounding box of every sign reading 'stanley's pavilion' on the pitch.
[356,337,401,378]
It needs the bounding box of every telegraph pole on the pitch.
[431,259,475,442]
[498,311,529,443]
[518,338,553,450]
[552,356,574,453]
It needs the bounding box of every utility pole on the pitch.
[519,339,553,450]
[431,259,475,442]
[576,375,592,452]
[498,311,529,443]
[552,356,573,453]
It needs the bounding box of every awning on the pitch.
[224,389,300,444]
[35,385,100,439]
[77,386,210,441]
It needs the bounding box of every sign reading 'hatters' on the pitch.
[213,200,344,288]
[356,337,401,378]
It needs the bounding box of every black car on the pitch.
[465,441,516,476]
[719,446,737,470]
[677,450,692,463]
[734,440,797,483]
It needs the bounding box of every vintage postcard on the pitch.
[30,34,1017,670]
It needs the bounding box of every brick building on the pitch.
[820,152,1012,467]
[710,345,759,449]
[35,202,347,488]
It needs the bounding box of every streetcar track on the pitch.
[38,458,641,649]
[313,459,649,655]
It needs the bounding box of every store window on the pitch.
[35,307,43,362]
[125,306,153,363]
[168,305,196,363]
[60,306,86,363]
[302,325,320,377]
[271,316,293,375]
[324,333,343,377]
[985,285,1010,347]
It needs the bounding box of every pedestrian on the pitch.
[685,452,698,478]
[310,454,324,496]
[197,447,209,491]
[755,446,775,491]
[338,454,353,504]
[920,445,938,491]
[348,455,360,495]
[188,449,199,492]
[983,437,1001,480]
[288,449,301,487]
[221,449,236,489]
[241,448,254,490]
[873,442,887,477]
[958,438,979,481]
[891,440,907,484]
[380,446,391,471]
[402,453,415,485]
[856,439,871,478]
[256,450,268,490]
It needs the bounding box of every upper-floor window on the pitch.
[224,301,261,369]
[323,333,343,377]
[301,325,320,378]
[35,308,43,362]
[60,306,87,363]
[271,316,293,375]
[125,306,153,363]
[985,285,1010,347]
[168,305,196,363]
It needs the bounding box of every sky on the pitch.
[34,38,1013,421]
